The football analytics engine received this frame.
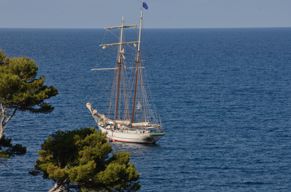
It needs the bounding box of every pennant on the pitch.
[142,2,149,10]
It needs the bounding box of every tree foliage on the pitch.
[0,50,58,144]
[0,135,26,158]
[36,128,140,192]
[0,50,58,113]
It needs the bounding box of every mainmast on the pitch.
[131,10,143,124]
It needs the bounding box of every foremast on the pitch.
[100,18,137,120]
[115,17,124,120]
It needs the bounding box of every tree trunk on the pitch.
[0,104,16,140]
[0,104,5,140]
[0,123,3,140]
[48,182,68,192]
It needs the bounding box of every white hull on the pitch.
[98,125,164,144]
[86,103,165,144]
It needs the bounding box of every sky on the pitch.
[0,0,290,28]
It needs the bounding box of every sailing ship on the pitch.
[86,9,165,144]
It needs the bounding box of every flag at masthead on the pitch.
[142,2,149,10]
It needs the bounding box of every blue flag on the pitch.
[142,2,149,10]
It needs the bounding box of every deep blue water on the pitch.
[0,28,291,191]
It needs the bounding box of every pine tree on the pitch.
[35,128,140,192]
[0,50,58,156]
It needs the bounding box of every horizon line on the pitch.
[0,26,291,30]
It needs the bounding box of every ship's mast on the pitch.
[131,10,143,124]
[98,16,139,121]
[114,16,125,120]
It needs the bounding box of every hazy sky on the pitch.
[0,0,290,28]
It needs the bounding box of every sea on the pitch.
[0,28,291,191]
